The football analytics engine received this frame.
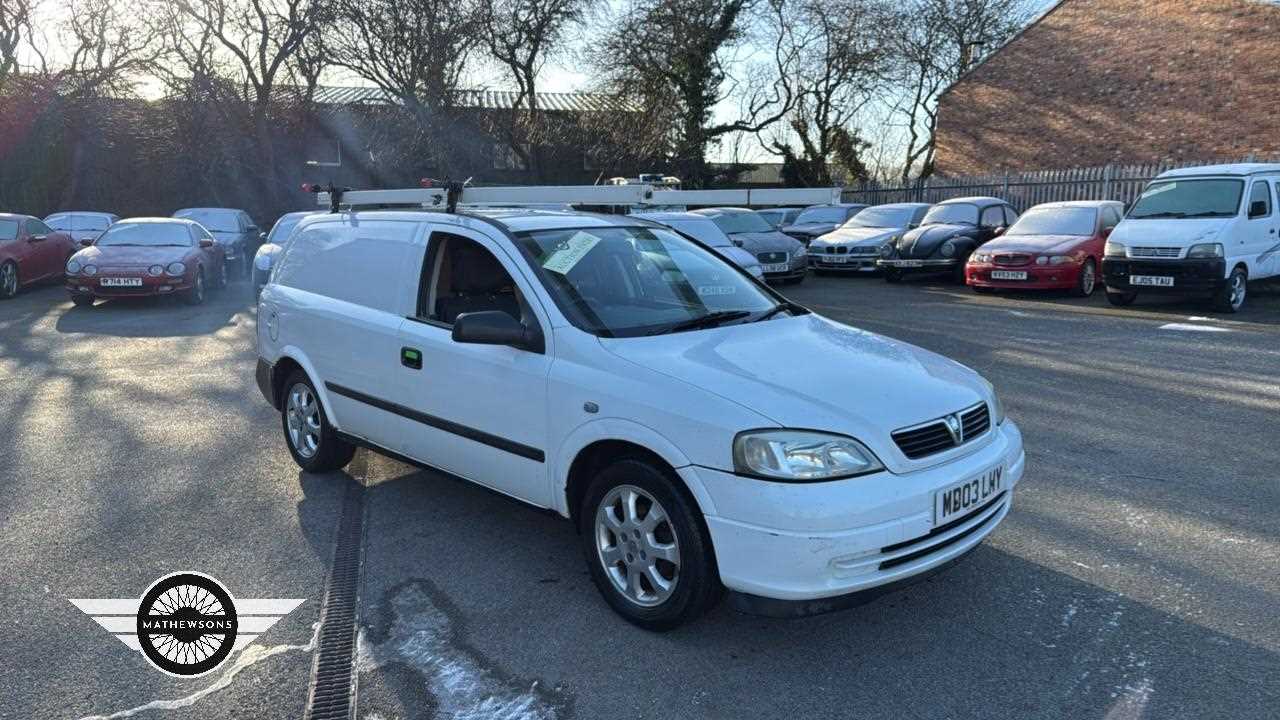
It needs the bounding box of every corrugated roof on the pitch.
[309,86,625,112]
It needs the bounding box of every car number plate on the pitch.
[100,277,142,287]
[1131,275,1174,287]
[824,256,848,264]
[898,260,923,267]
[990,270,1027,280]
[762,263,789,273]
[934,464,1004,524]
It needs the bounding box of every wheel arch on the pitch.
[269,348,341,428]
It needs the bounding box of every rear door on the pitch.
[1243,180,1276,278]
[394,224,554,507]
[24,219,58,279]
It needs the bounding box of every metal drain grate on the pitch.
[303,455,367,720]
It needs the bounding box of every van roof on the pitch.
[1157,163,1280,179]
[296,208,651,235]
[1030,200,1123,209]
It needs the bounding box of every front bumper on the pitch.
[1102,257,1226,293]
[66,273,195,297]
[256,357,277,408]
[681,420,1024,610]
[967,263,1081,289]
[878,258,957,271]
[812,252,881,272]
[763,257,809,281]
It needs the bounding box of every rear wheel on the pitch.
[1212,267,1247,313]
[216,261,229,289]
[281,371,356,472]
[580,458,720,630]
[1106,290,1137,306]
[0,261,17,299]
[1072,259,1098,297]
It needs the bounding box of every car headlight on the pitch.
[83,264,98,276]
[1187,242,1223,259]
[880,243,895,258]
[940,240,956,258]
[733,430,884,481]
[748,265,764,278]
[793,245,807,258]
[255,254,273,271]
[1104,241,1126,258]
[982,379,1006,425]
[969,252,989,264]
[166,262,186,276]
[66,260,82,274]
[1048,255,1072,265]
[148,264,164,276]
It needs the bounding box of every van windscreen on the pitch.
[1128,180,1243,219]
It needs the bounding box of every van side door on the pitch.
[1243,180,1276,278]
[394,224,554,507]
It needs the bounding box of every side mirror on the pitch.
[31,234,46,242]
[80,237,94,247]
[993,226,1006,237]
[199,238,215,248]
[259,232,267,241]
[1101,227,1113,239]
[452,311,543,353]
[1249,200,1268,218]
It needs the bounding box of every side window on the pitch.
[29,220,52,236]
[274,219,416,314]
[980,206,1005,228]
[416,232,523,326]
[911,207,928,226]
[1003,206,1019,226]
[1102,206,1121,230]
[1248,181,1271,218]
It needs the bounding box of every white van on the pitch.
[256,201,1024,629]
[1102,163,1280,312]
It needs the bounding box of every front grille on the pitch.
[1129,246,1181,258]
[757,251,788,264]
[878,492,1006,570]
[892,402,991,460]
[994,253,1031,266]
[850,246,878,255]
[822,246,849,255]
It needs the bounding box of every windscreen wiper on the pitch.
[752,302,804,323]
[1132,211,1186,219]
[651,310,752,335]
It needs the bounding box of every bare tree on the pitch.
[888,0,1026,182]
[60,0,162,96]
[594,0,797,188]
[0,0,37,85]
[480,0,587,179]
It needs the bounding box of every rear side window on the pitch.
[1102,206,1122,229]
[1248,181,1271,218]
[980,206,1004,228]
[1003,206,1018,226]
[274,219,417,314]
[415,232,524,326]
[28,219,52,236]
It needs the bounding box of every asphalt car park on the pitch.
[3,272,1278,719]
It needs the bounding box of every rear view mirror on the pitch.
[199,238,215,248]
[452,311,543,353]
[1249,200,1268,218]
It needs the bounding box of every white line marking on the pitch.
[1158,323,1231,333]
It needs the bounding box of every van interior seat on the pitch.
[435,241,521,324]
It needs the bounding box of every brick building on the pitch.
[934,0,1280,175]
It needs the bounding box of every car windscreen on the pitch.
[48,214,111,231]
[922,203,979,226]
[794,207,848,224]
[268,215,306,243]
[175,210,239,232]
[703,211,773,234]
[846,206,914,229]
[1128,179,1244,219]
[513,225,777,338]
[0,219,18,240]
[96,223,193,247]
[1007,207,1098,236]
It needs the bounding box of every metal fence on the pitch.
[841,157,1280,211]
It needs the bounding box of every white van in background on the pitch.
[1102,164,1280,312]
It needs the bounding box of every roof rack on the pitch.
[305,180,842,213]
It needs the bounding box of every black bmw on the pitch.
[878,197,1018,283]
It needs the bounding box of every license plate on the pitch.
[934,464,1004,524]
[898,260,923,268]
[762,263,789,273]
[100,277,142,287]
[990,270,1027,280]
[1131,275,1174,287]
[823,256,848,264]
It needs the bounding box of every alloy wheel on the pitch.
[1080,262,1096,295]
[0,263,15,296]
[286,383,322,458]
[594,484,680,607]
[1230,274,1246,310]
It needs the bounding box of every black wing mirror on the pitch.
[80,237,94,247]
[452,311,543,353]
[199,238,216,248]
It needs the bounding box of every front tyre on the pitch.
[580,459,720,630]
[184,269,206,305]
[281,371,355,473]
[1072,258,1098,298]
[1212,266,1247,313]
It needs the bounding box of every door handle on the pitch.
[401,347,422,370]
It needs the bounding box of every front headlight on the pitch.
[148,264,164,276]
[255,253,273,271]
[1049,255,1072,265]
[793,245,807,258]
[1104,241,1126,258]
[940,240,956,258]
[748,265,764,278]
[83,264,98,276]
[970,252,990,264]
[982,379,1006,425]
[166,262,186,276]
[880,243,895,258]
[1187,242,1223,259]
[733,430,884,481]
[66,260,82,274]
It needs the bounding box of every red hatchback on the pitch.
[0,213,77,300]
[966,200,1124,297]
[65,218,229,306]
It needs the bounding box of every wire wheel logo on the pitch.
[136,572,238,677]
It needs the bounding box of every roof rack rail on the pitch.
[307,181,842,213]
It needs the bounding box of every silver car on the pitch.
[809,203,932,274]
[43,211,119,247]
[691,207,808,284]
[631,211,765,280]
[173,207,263,279]
[254,210,324,295]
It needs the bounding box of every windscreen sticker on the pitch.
[1141,182,1176,198]
[542,231,600,274]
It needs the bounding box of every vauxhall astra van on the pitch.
[1102,164,1280,312]
[255,199,1024,629]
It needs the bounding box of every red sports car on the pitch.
[65,218,229,306]
[0,213,77,300]
[966,200,1125,297]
